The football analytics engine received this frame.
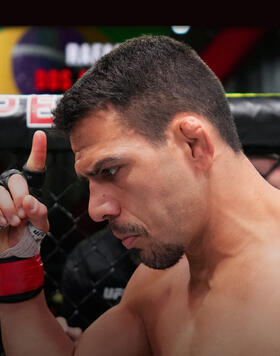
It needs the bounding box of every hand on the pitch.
[56,316,83,342]
[0,130,49,251]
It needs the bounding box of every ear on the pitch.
[174,115,215,171]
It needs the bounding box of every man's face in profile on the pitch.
[70,109,210,270]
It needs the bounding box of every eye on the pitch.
[100,166,120,179]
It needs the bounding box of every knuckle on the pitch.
[0,196,16,218]
[0,185,8,194]
[8,174,28,190]
[31,200,47,218]
[40,204,48,217]
[8,173,20,182]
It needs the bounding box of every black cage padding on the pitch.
[1,95,280,150]
[229,95,280,148]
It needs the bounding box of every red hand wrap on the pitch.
[0,254,44,302]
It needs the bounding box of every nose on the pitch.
[88,181,121,222]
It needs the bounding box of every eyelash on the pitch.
[99,166,120,179]
[79,166,120,183]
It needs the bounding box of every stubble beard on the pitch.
[133,242,185,270]
[110,221,185,270]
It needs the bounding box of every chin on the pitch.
[134,245,185,270]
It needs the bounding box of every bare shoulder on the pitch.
[74,257,189,356]
[121,255,190,307]
[74,302,152,356]
[215,240,280,303]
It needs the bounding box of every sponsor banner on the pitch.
[26,95,59,128]
[0,95,70,149]
[1,94,280,150]
[0,94,61,127]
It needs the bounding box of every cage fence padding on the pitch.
[0,94,280,353]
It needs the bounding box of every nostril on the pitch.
[88,199,121,223]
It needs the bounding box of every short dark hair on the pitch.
[53,35,241,152]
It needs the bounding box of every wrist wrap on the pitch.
[0,164,46,303]
[0,223,46,259]
[22,163,46,201]
[0,254,44,303]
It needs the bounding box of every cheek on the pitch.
[127,175,188,228]
[119,164,207,231]
[159,176,208,234]
[117,172,175,227]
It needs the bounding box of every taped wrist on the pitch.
[0,164,46,303]
[0,223,46,303]
[0,222,46,258]
[0,254,44,303]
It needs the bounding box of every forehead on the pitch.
[70,109,156,171]
[70,109,125,154]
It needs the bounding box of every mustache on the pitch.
[110,221,148,237]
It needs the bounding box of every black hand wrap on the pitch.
[0,165,46,302]
[0,164,46,201]
[22,164,46,201]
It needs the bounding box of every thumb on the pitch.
[26,130,47,171]
[23,195,49,232]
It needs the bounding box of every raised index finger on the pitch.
[26,130,47,171]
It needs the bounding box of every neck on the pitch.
[185,149,280,294]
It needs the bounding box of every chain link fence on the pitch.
[1,94,280,354]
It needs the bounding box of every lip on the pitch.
[113,232,139,249]
[121,235,139,249]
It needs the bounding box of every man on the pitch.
[1,35,280,355]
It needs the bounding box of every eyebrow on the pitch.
[79,156,122,179]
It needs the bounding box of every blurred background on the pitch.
[1,25,280,352]
[0,25,279,95]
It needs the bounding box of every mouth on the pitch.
[112,232,139,249]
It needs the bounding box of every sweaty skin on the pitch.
[72,110,280,356]
[1,111,280,356]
